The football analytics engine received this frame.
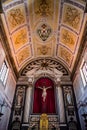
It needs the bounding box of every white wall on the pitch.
[0,41,16,130]
[73,48,87,130]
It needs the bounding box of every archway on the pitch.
[33,77,56,114]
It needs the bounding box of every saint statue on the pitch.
[38,86,52,102]
[17,94,22,106]
[66,91,72,105]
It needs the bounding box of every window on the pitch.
[0,60,9,85]
[80,59,87,87]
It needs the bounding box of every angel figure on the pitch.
[38,86,52,102]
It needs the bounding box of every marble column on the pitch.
[23,77,33,123]
[56,81,65,123]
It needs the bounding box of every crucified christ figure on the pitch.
[38,86,52,102]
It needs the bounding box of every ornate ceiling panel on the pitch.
[1,0,86,73]
[11,26,29,52]
[6,3,26,33]
[59,27,77,52]
[62,3,84,32]
[16,45,32,67]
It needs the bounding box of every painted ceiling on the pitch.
[1,0,87,73]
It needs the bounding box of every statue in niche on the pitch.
[66,91,72,105]
[38,86,52,102]
[16,93,23,106]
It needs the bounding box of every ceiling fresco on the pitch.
[1,0,87,72]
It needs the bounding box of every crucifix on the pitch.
[38,86,52,102]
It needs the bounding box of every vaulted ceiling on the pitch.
[1,0,87,74]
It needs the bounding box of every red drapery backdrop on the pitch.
[33,77,56,114]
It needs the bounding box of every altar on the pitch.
[28,114,60,130]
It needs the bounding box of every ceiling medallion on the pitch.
[37,23,52,41]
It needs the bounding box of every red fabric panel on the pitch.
[33,77,56,114]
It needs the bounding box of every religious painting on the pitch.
[60,27,77,52]
[33,77,56,114]
[6,4,26,32]
[58,46,73,66]
[16,46,31,66]
[62,3,83,31]
[12,27,29,52]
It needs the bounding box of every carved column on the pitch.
[23,77,34,123]
[56,79,65,123]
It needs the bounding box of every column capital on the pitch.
[55,77,61,87]
[28,76,34,86]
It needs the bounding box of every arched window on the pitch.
[80,59,87,87]
[0,60,9,86]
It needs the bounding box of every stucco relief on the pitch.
[16,46,31,65]
[35,0,52,17]
[62,4,83,31]
[58,46,73,66]
[6,4,26,32]
[36,23,52,41]
[37,45,51,55]
[34,42,52,56]
[60,28,77,52]
[12,27,29,52]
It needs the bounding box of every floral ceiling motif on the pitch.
[1,0,86,72]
